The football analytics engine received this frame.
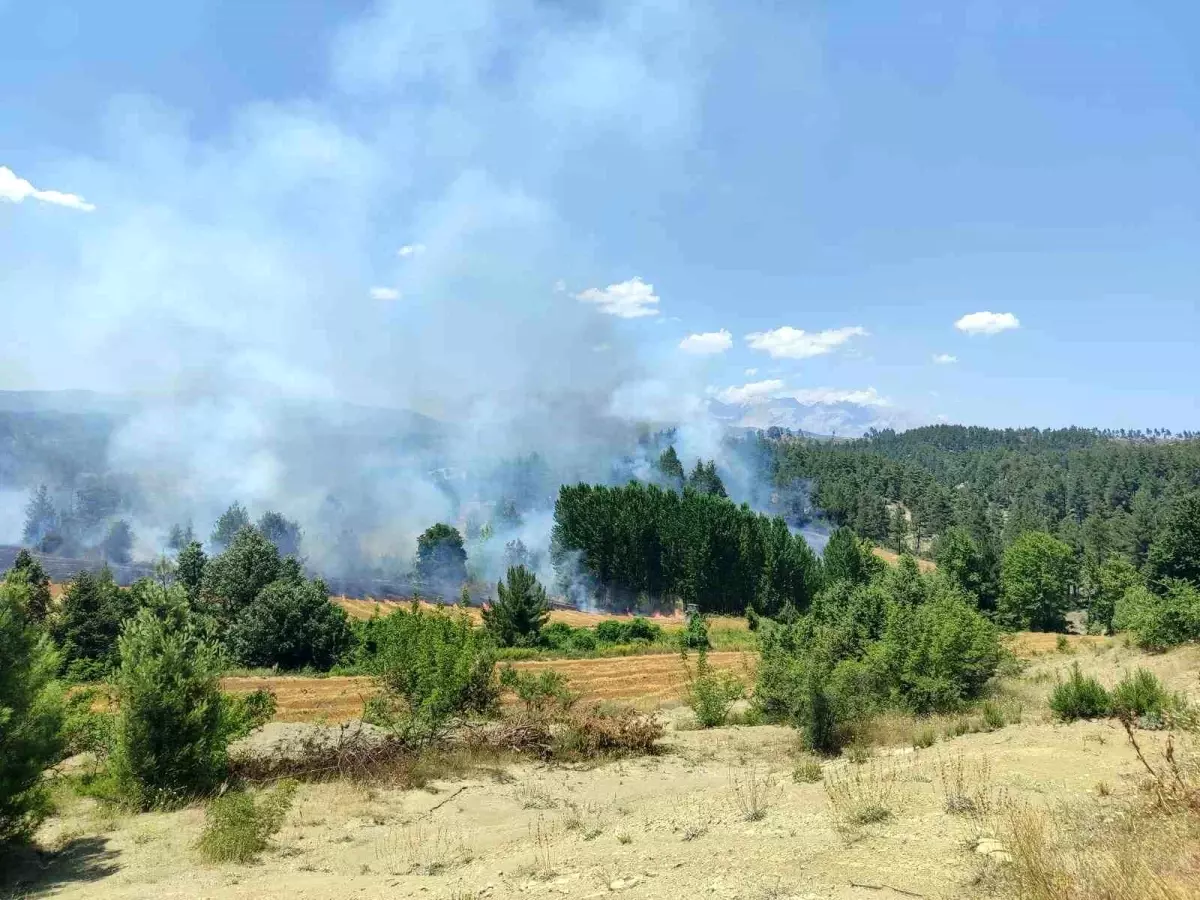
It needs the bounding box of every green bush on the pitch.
[228,576,352,670]
[367,603,497,744]
[500,666,578,715]
[110,607,232,809]
[801,667,841,754]
[60,688,115,760]
[1110,668,1175,726]
[1049,663,1111,722]
[679,613,711,651]
[569,629,598,652]
[684,651,744,728]
[222,689,277,740]
[196,780,297,863]
[0,581,64,843]
[981,700,1007,731]
[1114,580,1200,652]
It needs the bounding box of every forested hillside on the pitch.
[768,425,1200,559]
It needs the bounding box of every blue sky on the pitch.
[2,0,1198,435]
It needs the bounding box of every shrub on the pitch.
[228,576,352,670]
[368,604,497,744]
[0,581,64,843]
[1049,663,1111,722]
[911,725,937,749]
[499,666,578,716]
[1114,580,1200,652]
[223,689,277,740]
[998,531,1075,632]
[482,566,550,648]
[684,651,744,728]
[745,606,761,631]
[802,668,842,754]
[196,780,297,863]
[1110,668,1175,726]
[569,629,598,652]
[679,612,711,650]
[981,700,1007,731]
[879,584,1001,714]
[60,687,115,760]
[111,607,232,809]
[792,756,823,783]
[626,617,661,643]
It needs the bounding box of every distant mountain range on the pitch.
[707,396,891,439]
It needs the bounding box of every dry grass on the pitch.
[375,821,475,876]
[985,724,1200,899]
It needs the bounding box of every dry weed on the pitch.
[823,759,907,838]
[375,821,474,875]
[936,751,996,824]
[728,761,780,822]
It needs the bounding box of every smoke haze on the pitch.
[1,0,759,587]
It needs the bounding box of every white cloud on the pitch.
[369,286,401,300]
[0,165,96,212]
[932,353,958,364]
[744,368,757,376]
[954,311,1019,335]
[787,386,889,406]
[552,279,566,293]
[575,276,660,319]
[744,325,867,359]
[714,379,785,405]
[678,329,732,355]
[397,243,426,257]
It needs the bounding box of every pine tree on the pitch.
[111,607,229,809]
[482,566,550,648]
[176,540,208,604]
[4,549,52,624]
[51,567,135,680]
[657,446,685,487]
[22,485,59,552]
[210,502,250,552]
[0,579,63,841]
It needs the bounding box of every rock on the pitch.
[975,838,1013,863]
[608,875,641,891]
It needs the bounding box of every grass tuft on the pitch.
[196,780,297,864]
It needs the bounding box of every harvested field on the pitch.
[333,596,748,633]
[222,652,752,722]
[870,545,937,571]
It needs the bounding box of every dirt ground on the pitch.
[10,639,1198,900]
